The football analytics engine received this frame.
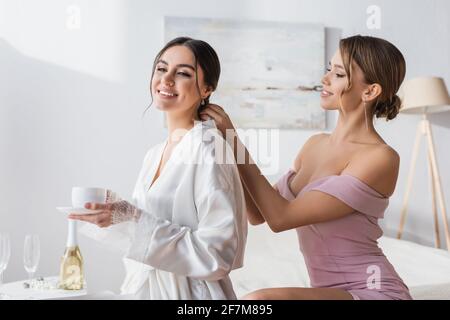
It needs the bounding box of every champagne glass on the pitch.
[23,234,40,281]
[0,233,11,299]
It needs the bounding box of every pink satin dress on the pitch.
[276,169,412,300]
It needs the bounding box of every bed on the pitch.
[230,224,450,300]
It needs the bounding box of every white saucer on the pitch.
[56,207,103,215]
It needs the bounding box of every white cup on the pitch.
[71,187,117,208]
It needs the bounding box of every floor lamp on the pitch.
[397,77,450,251]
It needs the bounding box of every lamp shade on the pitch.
[400,77,450,114]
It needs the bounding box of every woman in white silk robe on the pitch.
[123,119,247,299]
[71,37,247,299]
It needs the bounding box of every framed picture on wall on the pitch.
[165,17,325,129]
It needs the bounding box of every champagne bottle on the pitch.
[58,220,84,290]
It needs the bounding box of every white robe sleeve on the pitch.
[78,148,154,255]
[126,167,246,281]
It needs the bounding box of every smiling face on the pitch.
[320,50,368,113]
[151,45,211,116]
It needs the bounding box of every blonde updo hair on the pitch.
[340,35,406,121]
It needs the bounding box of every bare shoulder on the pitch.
[367,144,400,169]
[293,133,330,171]
[308,132,331,142]
[344,144,400,197]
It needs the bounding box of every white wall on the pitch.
[1,0,449,293]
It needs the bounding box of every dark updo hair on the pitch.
[340,35,406,121]
[146,37,221,117]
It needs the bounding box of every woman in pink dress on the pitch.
[200,35,412,300]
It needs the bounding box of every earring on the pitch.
[201,99,205,106]
[363,100,369,131]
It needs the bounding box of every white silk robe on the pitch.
[80,120,247,299]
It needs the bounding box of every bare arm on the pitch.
[230,135,339,232]
[235,134,304,227]
[201,105,399,233]
[231,138,399,232]
[241,178,265,225]
[201,105,314,231]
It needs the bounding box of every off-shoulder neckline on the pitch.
[285,169,388,199]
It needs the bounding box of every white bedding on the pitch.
[230,224,450,300]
